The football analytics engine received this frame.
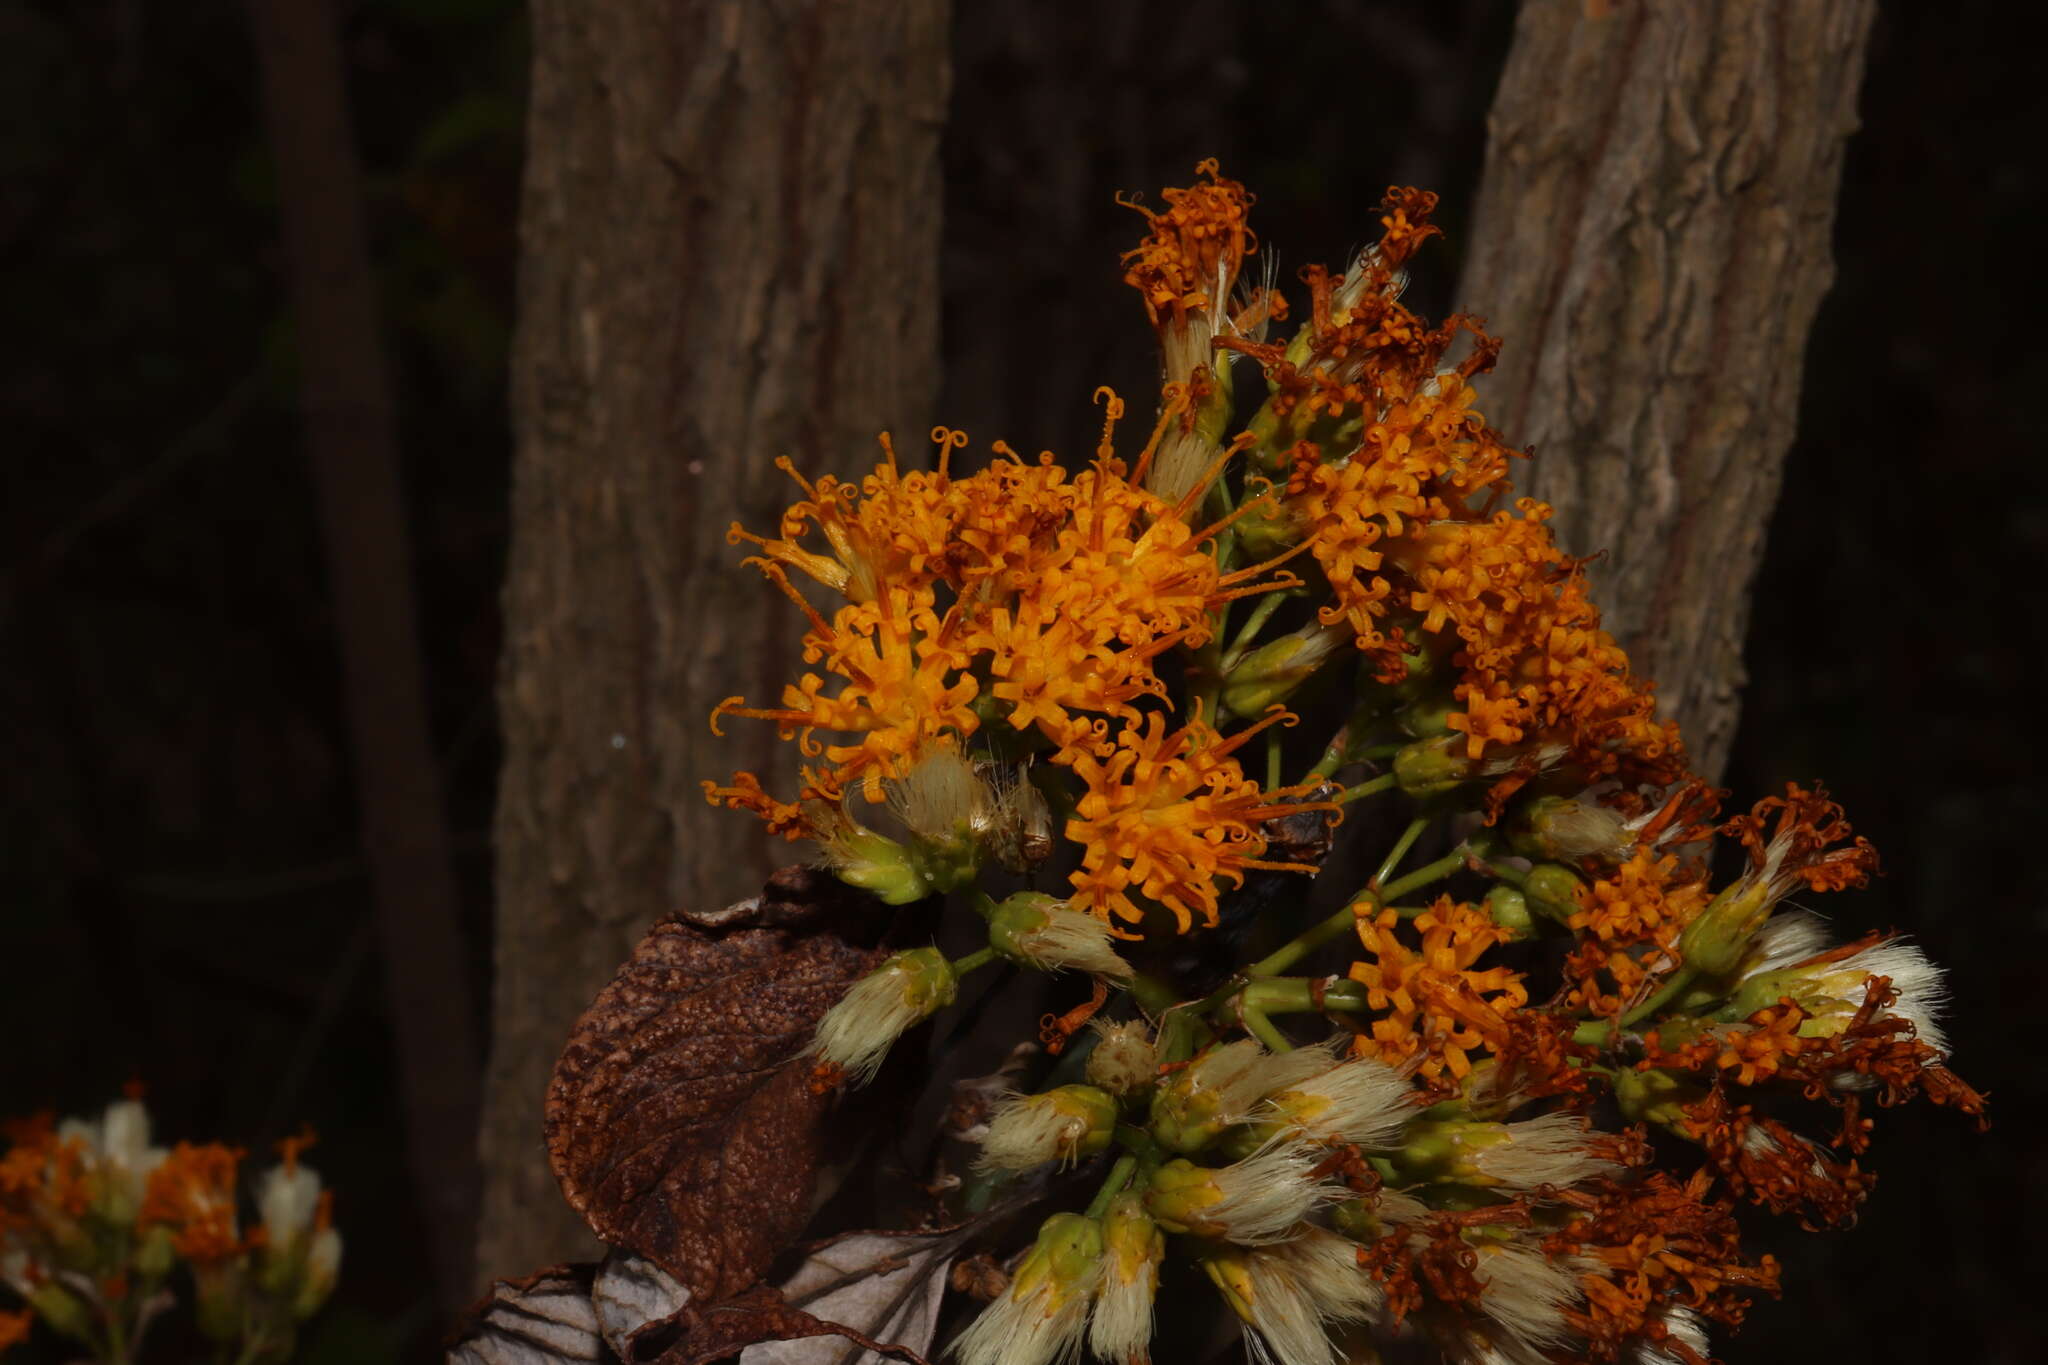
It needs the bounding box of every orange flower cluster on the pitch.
[1119,157,1257,335]
[1062,710,1316,933]
[1348,898,1529,1080]
[1546,1171,1781,1365]
[0,1115,88,1234]
[139,1141,244,1264]
[691,162,1981,1365]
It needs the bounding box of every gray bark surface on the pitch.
[481,0,949,1281]
[1458,0,1876,778]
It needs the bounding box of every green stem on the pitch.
[1222,591,1287,671]
[1127,971,1180,1017]
[1266,727,1283,790]
[1335,772,1397,805]
[1369,816,1430,891]
[1237,977,1372,1016]
[1378,844,1471,903]
[1240,1005,1293,1052]
[1572,966,1702,1047]
[1084,1154,1140,1219]
[952,946,998,975]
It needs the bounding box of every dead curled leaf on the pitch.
[453,1233,958,1365]
[545,866,886,1303]
[448,1266,606,1365]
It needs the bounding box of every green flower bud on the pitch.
[1485,884,1534,938]
[1613,1068,1707,1131]
[804,801,929,905]
[1014,1213,1105,1304]
[1083,1021,1159,1098]
[975,1085,1118,1171]
[988,893,1131,979]
[809,947,958,1085]
[1392,735,1472,798]
[1508,795,1631,864]
[1676,881,1774,980]
[134,1223,178,1279]
[1222,624,1348,719]
[1521,863,1587,924]
[25,1281,97,1345]
[1396,694,1458,739]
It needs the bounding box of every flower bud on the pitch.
[1384,1114,1618,1192]
[952,1213,1103,1365]
[974,1085,1118,1172]
[1676,881,1774,980]
[1146,1041,1333,1154]
[1508,795,1632,864]
[1721,937,1948,1061]
[24,1282,95,1346]
[1089,1194,1163,1365]
[135,1223,178,1279]
[1260,1056,1414,1150]
[889,748,990,893]
[1396,693,1458,740]
[1084,1020,1159,1099]
[803,801,929,905]
[1201,1226,1386,1365]
[1222,623,1349,719]
[1520,864,1587,925]
[1144,1143,1342,1244]
[987,893,1132,980]
[190,1261,247,1344]
[808,947,958,1085]
[292,1226,341,1320]
[1392,734,1471,798]
[1484,884,1535,939]
[1613,1068,1706,1131]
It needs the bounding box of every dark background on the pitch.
[3,1,2040,1360]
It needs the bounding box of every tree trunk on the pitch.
[1457,0,1876,778]
[480,0,950,1280]
[243,0,480,1310]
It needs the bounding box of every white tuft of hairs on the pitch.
[1088,1196,1162,1365]
[1206,1142,1348,1245]
[1469,1114,1623,1193]
[807,951,951,1086]
[1828,937,1950,1057]
[1472,1241,1589,1350]
[1235,1227,1384,1365]
[1262,1054,1415,1150]
[974,1090,1104,1173]
[1742,910,1833,975]
[888,747,990,842]
[1632,1306,1710,1364]
[950,1262,1099,1365]
[1009,905,1133,981]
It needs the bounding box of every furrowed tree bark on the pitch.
[481,1,949,1280]
[243,0,480,1309]
[1458,0,1876,778]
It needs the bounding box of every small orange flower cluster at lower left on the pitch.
[1,1097,341,1360]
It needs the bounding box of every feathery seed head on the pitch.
[1084,1020,1159,1099]
[974,1086,1118,1173]
[988,893,1133,980]
[809,946,957,1085]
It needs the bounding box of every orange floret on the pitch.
[1120,158,1256,334]
[1348,897,1529,1079]
[1570,847,1713,951]
[1060,709,1318,934]
[139,1142,243,1264]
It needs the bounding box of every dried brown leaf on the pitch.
[645,1284,931,1365]
[546,867,885,1300]
[738,1230,957,1365]
[447,1266,607,1365]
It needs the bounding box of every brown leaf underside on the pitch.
[545,868,885,1302]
